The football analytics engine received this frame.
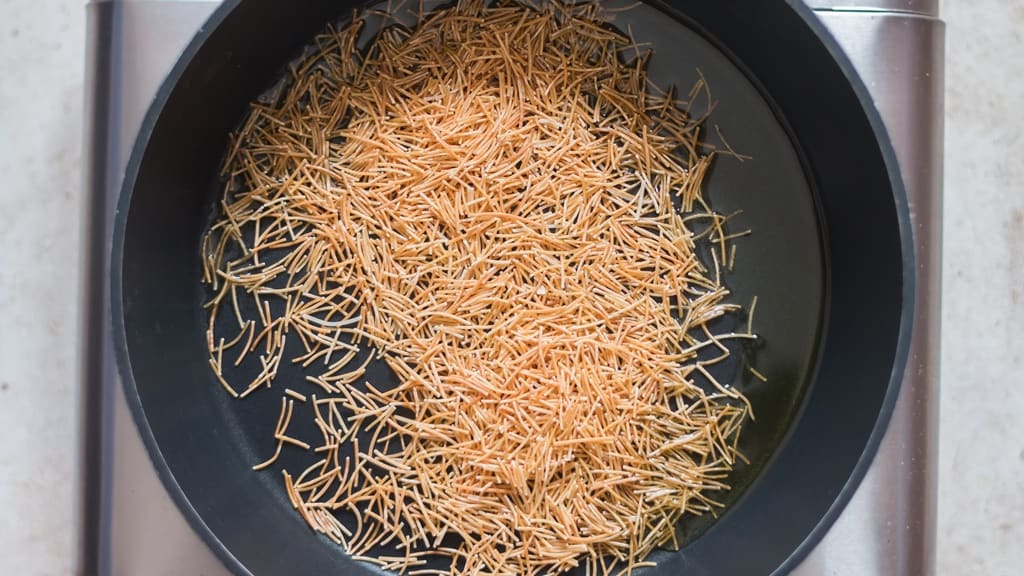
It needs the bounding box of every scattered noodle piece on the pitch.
[202,1,758,575]
[285,388,308,403]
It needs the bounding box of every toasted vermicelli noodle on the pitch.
[202,1,755,574]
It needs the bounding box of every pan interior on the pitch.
[120,1,823,574]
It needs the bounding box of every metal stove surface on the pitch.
[78,2,943,574]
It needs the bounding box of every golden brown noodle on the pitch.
[202,1,756,574]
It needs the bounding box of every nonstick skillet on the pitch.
[110,1,914,574]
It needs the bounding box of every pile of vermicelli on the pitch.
[202,1,755,574]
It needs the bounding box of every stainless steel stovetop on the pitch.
[78,1,943,574]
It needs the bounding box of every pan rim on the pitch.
[107,0,916,574]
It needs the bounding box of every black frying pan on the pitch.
[111,0,914,574]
